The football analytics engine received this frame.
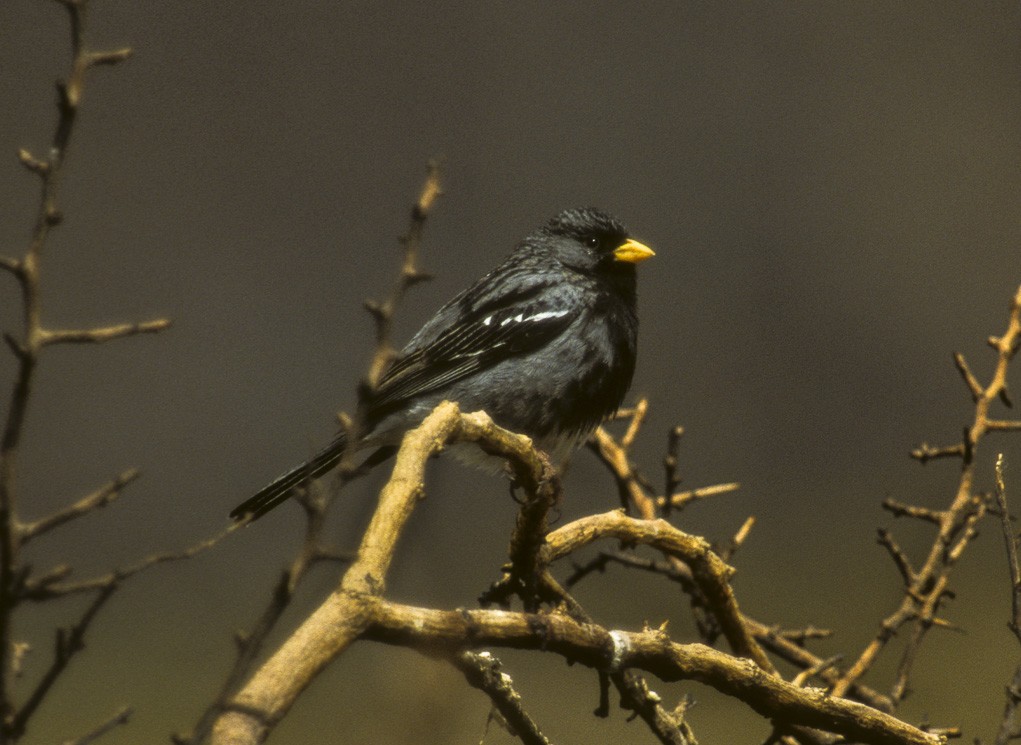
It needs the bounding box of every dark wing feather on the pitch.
[369,287,576,413]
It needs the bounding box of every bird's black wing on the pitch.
[369,280,577,412]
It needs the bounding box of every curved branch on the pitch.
[546,509,774,674]
[364,601,944,745]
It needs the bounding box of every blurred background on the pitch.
[1,2,1020,743]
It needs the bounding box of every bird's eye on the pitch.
[585,236,600,249]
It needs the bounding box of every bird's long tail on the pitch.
[230,432,348,522]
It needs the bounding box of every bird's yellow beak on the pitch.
[613,238,655,264]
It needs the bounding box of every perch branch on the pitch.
[212,404,541,744]
[365,601,945,745]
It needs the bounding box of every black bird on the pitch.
[230,207,654,521]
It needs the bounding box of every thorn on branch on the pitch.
[411,158,443,220]
[663,424,685,513]
[363,298,385,321]
[0,256,23,278]
[11,642,31,679]
[877,528,915,584]
[17,148,49,175]
[3,332,30,360]
[719,516,755,560]
[85,47,133,67]
[952,352,983,402]
[454,650,551,745]
[909,441,965,464]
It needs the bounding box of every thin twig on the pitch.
[994,454,1021,745]
[20,523,236,601]
[362,160,441,392]
[20,469,140,542]
[60,706,131,745]
[8,585,117,739]
[589,415,893,712]
[996,455,1021,641]
[657,482,741,510]
[194,168,441,742]
[39,319,171,346]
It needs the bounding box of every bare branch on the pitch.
[997,455,1021,642]
[85,48,133,67]
[589,422,657,516]
[176,480,350,745]
[39,319,171,346]
[1,0,138,730]
[212,404,511,743]
[547,510,774,674]
[994,454,1021,745]
[365,601,945,745]
[21,523,237,601]
[20,468,140,542]
[363,160,441,392]
[834,284,1021,702]
[658,482,741,510]
[8,584,117,739]
[881,498,943,524]
[662,425,684,514]
[909,442,965,463]
[877,528,915,584]
[453,651,551,745]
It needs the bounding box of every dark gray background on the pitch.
[2,2,1020,743]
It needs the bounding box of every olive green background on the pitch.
[1,2,1020,743]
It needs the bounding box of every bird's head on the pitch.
[537,207,654,279]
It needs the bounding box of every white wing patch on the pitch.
[499,309,570,327]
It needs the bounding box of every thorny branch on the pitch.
[480,460,698,745]
[833,285,1021,702]
[174,488,348,745]
[0,3,212,742]
[362,160,442,392]
[586,405,895,715]
[210,404,942,745]
[365,601,943,745]
[177,166,443,744]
